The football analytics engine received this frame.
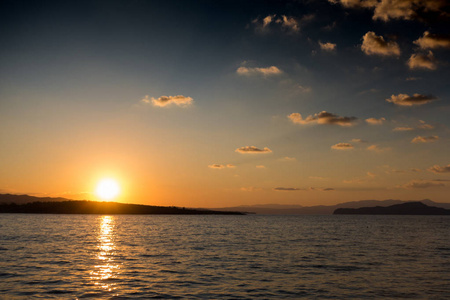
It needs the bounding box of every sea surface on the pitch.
[0,214,449,299]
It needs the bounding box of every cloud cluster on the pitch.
[252,14,299,33]
[288,111,358,127]
[361,32,400,56]
[428,164,450,173]
[235,146,272,154]
[319,42,337,51]
[386,93,437,106]
[411,135,439,143]
[414,31,450,49]
[408,51,437,70]
[208,164,236,169]
[366,117,386,125]
[330,0,447,21]
[236,66,282,77]
[331,143,354,150]
[142,95,193,107]
[401,179,446,189]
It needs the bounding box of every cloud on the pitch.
[406,77,421,81]
[361,32,400,56]
[367,144,390,152]
[236,66,282,77]
[428,164,450,173]
[418,120,434,129]
[273,187,303,191]
[256,165,266,169]
[393,126,414,131]
[235,146,272,154]
[331,143,354,150]
[240,187,261,192]
[407,51,437,70]
[351,138,367,143]
[411,135,439,143]
[386,93,437,106]
[142,95,193,107]
[208,164,236,169]
[401,179,446,189]
[329,0,447,21]
[279,156,297,162]
[288,111,358,127]
[319,41,337,51]
[366,117,386,125]
[252,14,299,33]
[414,31,450,49]
[367,171,376,178]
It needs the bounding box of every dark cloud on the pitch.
[331,143,354,150]
[235,146,272,154]
[289,111,358,127]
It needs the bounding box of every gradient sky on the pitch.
[1,0,449,207]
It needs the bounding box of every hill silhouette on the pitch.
[333,202,450,215]
[0,199,244,215]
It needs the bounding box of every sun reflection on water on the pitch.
[90,215,120,292]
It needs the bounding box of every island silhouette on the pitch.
[333,202,450,215]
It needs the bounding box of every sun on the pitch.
[95,178,120,201]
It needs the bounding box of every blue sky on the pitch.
[1,0,449,207]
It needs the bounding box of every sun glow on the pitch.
[95,178,120,201]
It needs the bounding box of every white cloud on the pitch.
[408,51,437,70]
[142,95,193,107]
[386,93,437,106]
[288,111,358,127]
[236,66,282,77]
[361,32,400,56]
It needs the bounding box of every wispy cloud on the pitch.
[235,146,272,154]
[331,143,354,150]
[319,41,337,51]
[411,136,439,143]
[367,144,390,152]
[288,111,358,127]
[142,95,193,107]
[393,126,414,131]
[273,187,335,192]
[236,66,282,77]
[408,51,437,70]
[414,31,450,49]
[366,117,386,125]
[208,164,236,169]
[401,179,447,189]
[428,164,450,173]
[279,156,297,162]
[361,32,400,56]
[386,93,437,106]
[256,165,266,169]
[351,138,367,143]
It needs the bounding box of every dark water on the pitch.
[0,214,449,299]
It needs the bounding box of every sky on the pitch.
[1,0,449,208]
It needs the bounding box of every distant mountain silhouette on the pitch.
[0,199,244,215]
[333,202,450,215]
[213,199,450,215]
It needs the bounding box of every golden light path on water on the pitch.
[90,216,119,293]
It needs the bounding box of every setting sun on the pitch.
[95,179,120,201]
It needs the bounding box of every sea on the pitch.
[0,214,449,299]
